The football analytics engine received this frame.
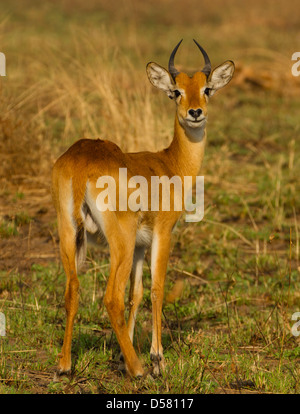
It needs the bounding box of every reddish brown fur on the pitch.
[51,47,234,377]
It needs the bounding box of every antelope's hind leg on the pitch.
[118,246,145,371]
[55,215,80,376]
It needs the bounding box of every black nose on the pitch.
[188,108,202,119]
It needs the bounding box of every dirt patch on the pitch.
[0,173,59,273]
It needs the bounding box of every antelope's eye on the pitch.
[174,89,181,98]
[204,88,210,96]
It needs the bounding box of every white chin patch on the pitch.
[180,118,206,142]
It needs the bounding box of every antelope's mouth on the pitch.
[186,117,206,127]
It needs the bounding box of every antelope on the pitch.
[51,39,235,378]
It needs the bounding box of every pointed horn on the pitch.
[168,39,183,80]
[193,39,211,77]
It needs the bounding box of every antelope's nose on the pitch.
[188,108,202,119]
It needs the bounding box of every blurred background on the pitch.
[0,0,300,394]
[1,0,299,172]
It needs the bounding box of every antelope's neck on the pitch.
[164,116,207,179]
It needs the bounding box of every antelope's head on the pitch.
[147,40,235,140]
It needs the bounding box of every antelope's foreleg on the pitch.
[150,230,172,376]
[104,218,144,377]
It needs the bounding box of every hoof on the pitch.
[127,363,145,378]
[118,353,126,373]
[118,353,144,378]
[150,353,165,376]
[53,368,71,382]
[133,368,145,378]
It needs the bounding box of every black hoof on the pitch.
[150,353,162,363]
[53,368,71,382]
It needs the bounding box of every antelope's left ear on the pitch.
[207,60,235,96]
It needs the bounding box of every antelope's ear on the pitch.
[146,62,175,99]
[207,60,235,96]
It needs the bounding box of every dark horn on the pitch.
[193,39,211,77]
[168,39,183,80]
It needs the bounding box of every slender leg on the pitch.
[150,230,172,376]
[57,218,79,375]
[127,246,145,342]
[104,219,144,377]
[119,246,145,371]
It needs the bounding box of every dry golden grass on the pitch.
[1,0,299,180]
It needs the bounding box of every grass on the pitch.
[0,212,31,238]
[0,255,299,394]
[0,0,300,394]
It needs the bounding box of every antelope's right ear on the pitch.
[146,62,175,99]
